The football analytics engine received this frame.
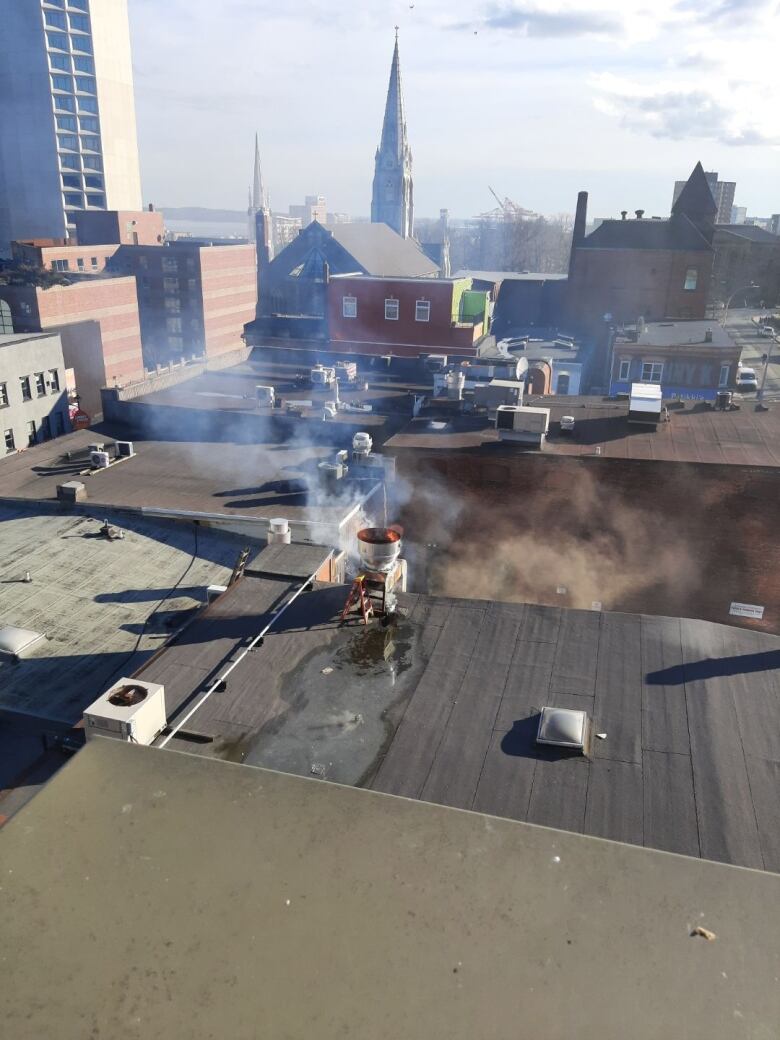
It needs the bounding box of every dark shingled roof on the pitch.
[672,161,718,220]
[328,222,440,278]
[716,224,780,245]
[580,214,711,252]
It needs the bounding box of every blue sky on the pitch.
[128,0,780,220]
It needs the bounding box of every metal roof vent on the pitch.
[0,625,46,661]
[536,706,588,751]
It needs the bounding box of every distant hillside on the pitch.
[160,207,246,223]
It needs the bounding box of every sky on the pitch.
[128,0,780,221]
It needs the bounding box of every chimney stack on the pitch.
[621,210,628,220]
[704,328,713,343]
[568,191,588,277]
[635,209,644,219]
[148,202,154,212]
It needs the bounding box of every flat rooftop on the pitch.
[635,320,736,349]
[0,503,248,723]
[386,395,780,466]
[142,572,780,872]
[3,739,778,1039]
[0,426,376,528]
[122,355,422,433]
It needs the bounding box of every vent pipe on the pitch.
[621,210,628,220]
[267,518,291,545]
[635,209,645,219]
[704,328,713,343]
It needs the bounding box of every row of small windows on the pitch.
[56,114,99,133]
[44,9,90,32]
[52,94,98,114]
[46,31,92,54]
[4,411,69,454]
[51,74,95,94]
[617,359,731,388]
[62,173,103,190]
[342,296,431,322]
[50,256,103,272]
[49,53,94,74]
[57,134,102,158]
[1,370,61,410]
[43,0,89,9]
[63,191,105,209]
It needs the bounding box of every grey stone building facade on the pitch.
[0,331,70,454]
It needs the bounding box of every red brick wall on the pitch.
[73,210,165,246]
[567,247,712,332]
[328,277,478,356]
[34,278,144,387]
[199,245,257,358]
[12,242,119,274]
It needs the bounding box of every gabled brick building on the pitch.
[566,163,716,335]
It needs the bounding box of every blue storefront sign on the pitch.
[610,380,717,402]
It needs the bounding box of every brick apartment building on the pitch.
[327,275,489,357]
[566,164,716,335]
[0,276,144,418]
[111,241,256,366]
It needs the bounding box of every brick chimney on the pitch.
[568,191,588,277]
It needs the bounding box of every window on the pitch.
[51,259,70,272]
[21,377,32,402]
[683,268,698,291]
[168,335,184,350]
[641,362,664,383]
[54,94,75,112]
[75,76,95,93]
[27,420,37,447]
[0,301,12,334]
[54,411,66,436]
[138,256,149,270]
[618,359,631,381]
[79,116,99,132]
[49,53,71,71]
[185,257,196,272]
[0,383,8,407]
[384,298,399,320]
[60,153,80,169]
[41,416,52,441]
[69,0,89,10]
[35,373,47,397]
[86,193,105,208]
[76,257,84,270]
[51,74,72,91]
[165,298,181,313]
[84,174,103,189]
[49,369,60,392]
[58,133,78,150]
[45,10,67,28]
[719,364,730,388]
[4,430,14,454]
[56,115,77,131]
[166,317,183,333]
[415,300,431,322]
[71,35,92,53]
[90,256,98,269]
[83,154,102,170]
[62,173,80,188]
[46,0,65,6]
[78,96,97,113]
[163,277,179,291]
[68,13,89,31]
[162,258,179,273]
[63,192,83,207]
[73,56,94,73]
[46,32,69,50]
[187,278,197,292]
[343,296,357,318]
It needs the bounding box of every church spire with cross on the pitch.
[247,132,269,243]
[371,28,414,238]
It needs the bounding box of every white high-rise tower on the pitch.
[0,0,143,255]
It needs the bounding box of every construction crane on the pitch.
[475,186,537,223]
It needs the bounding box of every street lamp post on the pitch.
[721,283,759,327]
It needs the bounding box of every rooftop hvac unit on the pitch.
[90,450,110,469]
[495,405,550,444]
[352,431,372,457]
[88,442,104,454]
[115,440,134,458]
[267,517,291,545]
[311,364,335,387]
[83,678,166,746]
[256,384,275,407]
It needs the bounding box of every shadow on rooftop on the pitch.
[500,715,587,762]
[646,650,780,685]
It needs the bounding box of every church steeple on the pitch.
[248,132,268,242]
[371,30,414,238]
